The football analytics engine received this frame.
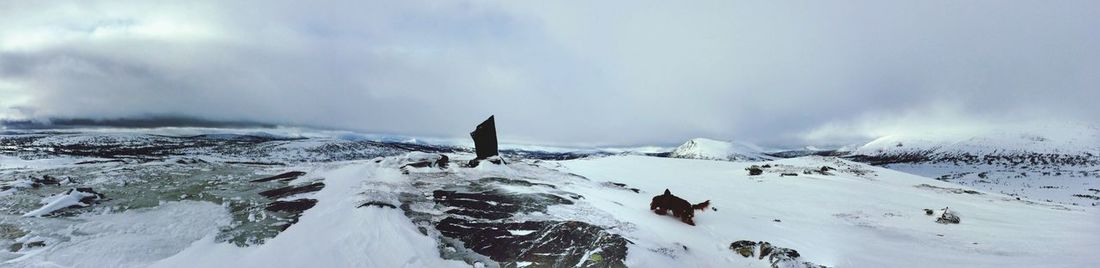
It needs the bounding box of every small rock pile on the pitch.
[729,240,828,268]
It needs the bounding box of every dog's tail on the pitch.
[692,200,711,211]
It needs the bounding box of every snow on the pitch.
[852,123,1100,157]
[883,163,1100,206]
[4,127,1099,267]
[507,230,536,236]
[151,162,467,268]
[553,155,1100,267]
[670,138,773,161]
[4,201,229,267]
[22,189,97,217]
[0,155,84,170]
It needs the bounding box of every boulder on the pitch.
[936,207,961,224]
[746,165,764,176]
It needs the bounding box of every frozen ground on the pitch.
[883,163,1100,206]
[553,155,1099,267]
[1,130,1097,267]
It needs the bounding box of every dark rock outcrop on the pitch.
[265,198,317,213]
[358,201,397,209]
[470,115,499,160]
[33,175,62,186]
[936,208,961,224]
[604,182,640,193]
[432,189,573,220]
[251,171,307,182]
[399,177,627,267]
[729,240,827,268]
[437,219,628,267]
[400,153,450,171]
[72,188,106,204]
[258,182,325,199]
[746,165,764,176]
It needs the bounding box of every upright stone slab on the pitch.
[470,115,499,160]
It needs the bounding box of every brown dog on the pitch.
[650,189,710,225]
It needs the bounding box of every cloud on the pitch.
[1,0,1098,147]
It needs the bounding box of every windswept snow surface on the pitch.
[2,201,229,268]
[670,138,773,161]
[152,162,467,268]
[553,155,1099,268]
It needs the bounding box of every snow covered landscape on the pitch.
[1,128,1097,267]
[2,1,1098,267]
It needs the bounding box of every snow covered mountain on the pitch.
[848,123,1100,166]
[845,123,1100,206]
[669,138,773,161]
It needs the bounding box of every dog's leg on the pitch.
[654,208,668,215]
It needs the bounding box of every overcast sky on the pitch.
[1,1,1097,147]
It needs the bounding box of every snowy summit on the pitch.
[669,138,773,161]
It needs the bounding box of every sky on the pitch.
[1,1,1098,147]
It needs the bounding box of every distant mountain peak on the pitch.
[848,123,1100,165]
[669,138,772,161]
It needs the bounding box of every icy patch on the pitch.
[4,201,229,267]
[22,188,104,217]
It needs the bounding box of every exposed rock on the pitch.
[399,175,626,267]
[258,182,325,199]
[481,177,556,188]
[0,224,26,240]
[265,199,318,213]
[924,208,934,215]
[937,208,961,224]
[747,165,764,176]
[33,175,62,186]
[915,184,983,195]
[251,171,307,182]
[25,241,45,248]
[730,240,757,257]
[432,189,573,220]
[603,181,640,193]
[175,158,208,164]
[437,219,628,267]
[8,242,22,252]
[729,240,827,268]
[73,187,105,204]
[401,153,450,170]
[358,201,397,209]
[780,173,799,177]
[1072,194,1100,200]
